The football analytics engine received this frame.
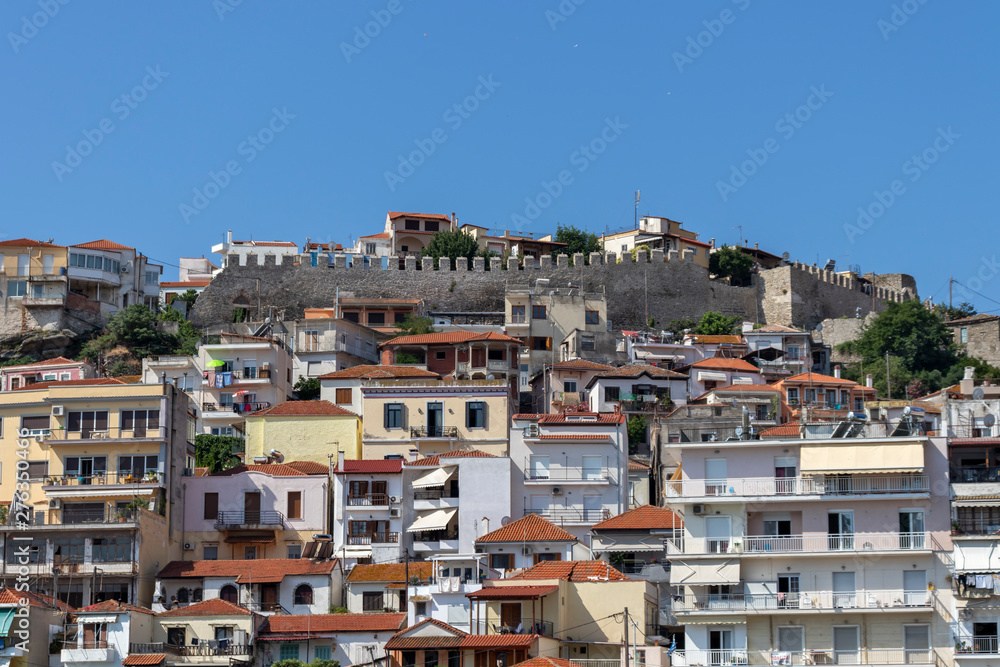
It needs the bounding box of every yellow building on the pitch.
[0,238,69,330]
[128,598,261,665]
[0,378,190,607]
[244,399,361,464]
[598,216,711,268]
[360,379,510,458]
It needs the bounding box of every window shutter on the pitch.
[481,402,488,428]
[122,411,135,431]
[95,411,108,430]
[383,403,390,428]
[148,410,160,429]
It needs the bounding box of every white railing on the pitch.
[669,648,932,666]
[664,475,929,498]
[955,635,999,654]
[673,589,932,613]
[673,532,929,555]
[572,660,620,667]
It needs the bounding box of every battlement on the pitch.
[788,261,908,303]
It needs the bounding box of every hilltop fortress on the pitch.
[189,248,917,331]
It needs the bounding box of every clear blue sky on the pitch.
[3,1,998,313]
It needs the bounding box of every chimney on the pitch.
[965,366,976,381]
[482,517,489,536]
[710,237,716,249]
[834,365,841,379]
[227,229,233,244]
[337,450,345,472]
[408,448,419,462]
[451,212,456,226]
[866,374,873,389]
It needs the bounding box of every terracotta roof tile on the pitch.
[14,378,124,391]
[347,562,433,583]
[388,211,452,222]
[382,330,522,347]
[406,450,498,466]
[77,599,154,615]
[781,371,865,386]
[535,434,611,441]
[160,280,211,288]
[158,558,337,581]
[157,597,252,617]
[628,459,651,471]
[685,335,744,344]
[476,514,578,544]
[689,358,761,372]
[509,560,630,582]
[264,613,406,634]
[122,655,166,666]
[73,239,134,251]
[759,424,802,438]
[334,459,404,474]
[249,399,358,417]
[592,505,683,531]
[708,384,780,393]
[3,356,77,368]
[0,588,72,610]
[467,585,559,600]
[516,658,586,667]
[359,232,392,240]
[512,412,626,425]
[210,461,327,477]
[551,359,614,371]
[594,364,687,379]
[319,365,441,379]
[0,238,64,248]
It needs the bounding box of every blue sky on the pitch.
[2,1,998,312]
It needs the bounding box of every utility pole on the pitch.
[886,351,891,400]
[949,276,953,310]
[624,607,631,667]
[634,190,640,228]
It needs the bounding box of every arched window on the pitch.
[177,588,189,604]
[294,584,313,605]
[220,584,238,604]
[193,588,203,602]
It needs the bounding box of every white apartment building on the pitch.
[665,430,953,667]
[331,456,405,566]
[68,239,162,315]
[211,230,298,270]
[510,411,628,542]
[291,315,381,378]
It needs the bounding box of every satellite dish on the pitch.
[974,388,986,401]
[781,251,790,261]
[902,406,911,417]
[986,414,997,428]
[734,427,744,438]
[500,516,512,526]
[269,449,284,463]
[815,323,823,332]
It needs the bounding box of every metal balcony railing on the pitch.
[414,488,458,500]
[952,517,1000,536]
[44,426,166,441]
[347,532,399,545]
[215,510,284,527]
[668,531,931,555]
[347,493,390,506]
[130,642,253,657]
[476,618,554,637]
[952,466,1000,483]
[525,507,609,522]
[673,589,932,613]
[956,636,1000,654]
[665,475,929,498]
[524,467,614,482]
[45,471,163,486]
[409,425,459,438]
[201,401,271,414]
[669,649,932,666]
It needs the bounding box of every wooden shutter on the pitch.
[288,491,302,519]
[204,492,219,520]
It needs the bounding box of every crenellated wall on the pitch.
[190,250,915,332]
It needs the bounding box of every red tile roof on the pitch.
[467,585,559,600]
[359,232,392,240]
[594,364,687,379]
[388,212,452,222]
[0,238,64,248]
[386,620,537,650]
[73,239,134,251]
[319,365,441,379]
[945,313,1000,326]
[158,559,338,582]
[709,384,780,393]
[512,412,626,425]
[407,449,498,466]
[459,635,537,648]
[752,324,803,333]
[160,280,211,288]
[535,434,611,441]
[686,335,744,344]
[689,358,761,372]
[231,240,298,247]
[515,658,585,667]
[0,588,72,610]
[264,613,406,634]
[347,562,433,583]
[592,505,683,531]
[122,655,166,666]
[14,377,124,391]
[249,399,357,417]
[382,330,522,347]
[76,599,154,615]
[157,597,252,617]
[476,514,578,544]
[760,424,803,438]
[509,560,630,582]
[3,356,77,367]
[782,371,870,387]
[628,459,651,471]
[552,359,614,371]
[211,461,328,477]
[334,459,404,474]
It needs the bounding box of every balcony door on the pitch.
[774,457,797,494]
[427,402,443,437]
[832,626,859,664]
[903,625,929,664]
[899,510,925,549]
[903,570,926,606]
[260,583,279,610]
[529,456,550,480]
[974,623,998,654]
[828,511,854,550]
[832,571,856,608]
[709,629,733,666]
[705,515,732,554]
[777,574,800,609]
[705,458,727,496]
[500,602,521,630]
[244,492,261,523]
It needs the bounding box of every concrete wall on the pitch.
[245,413,361,463]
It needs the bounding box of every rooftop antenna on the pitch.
[634,190,640,227]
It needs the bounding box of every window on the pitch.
[8,280,27,297]
[394,312,408,324]
[532,305,546,320]
[244,545,258,559]
[118,455,157,480]
[840,390,850,405]
[511,305,525,324]
[564,380,578,393]
[582,455,602,480]
[20,415,50,435]
[404,219,420,230]
[787,345,801,361]
[367,312,385,325]
[287,543,302,559]
[316,646,333,661]
[366,243,377,255]
[961,328,968,344]
[403,652,417,667]
[425,220,440,232]
[425,650,440,667]
[786,387,799,404]
[581,335,595,351]
[362,591,384,612]
[288,491,302,519]
[585,311,599,325]
[436,351,447,360]
[52,537,86,563]
[853,397,864,412]
[210,426,237,437]
[204,493,219,521]
[302,330,319,351]
[203,545,218,560]
[25,461,48,480]
[532,337,550,351]
[804,389,817,404]
[167,627,186,648]
[6,538,44,564]
[220,584,238,603]
[294,584,313,605]
[67,410,109,437]
[466,401,486,429]
[384,403,403,429]
[42,373,56,381]
[343,311,359,323]
[415,600,428,617]
[529,456,549,480]
[605,386,620,402]
[64,456,108,479]
[335,388,352,405]
[145,271,158,286]
[280,644,301,662]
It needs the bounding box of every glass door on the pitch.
[828,511,854,550]
[705,516,732,554]
[903,570,926,607]
[427,402,444,437]
[777,574,800,608]
[832,572,856,609]
[709,629,733,666]
[899,510,925,549]
[705,459,727,496]
[903,625,929,664]
[832,626,859,664]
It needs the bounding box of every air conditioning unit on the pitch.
[551,487,562,496]
[34,434,44,443]
[390,508,401,518]
[527,424,539,437]
[692,504,707,515]
[48,499,61,509]
[389,496,400,504]
[521,546,532,556]
[51,406,64,417]
[183,542,195,551]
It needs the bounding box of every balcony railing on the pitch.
[130,642,253,657]
[44,426,167,441]
[202,401,271,414]
[413,529,459,542]
[347,493,390,506]
[456,360,511,374]
[952,517,1000,536]
[669,649,932,666]
[734,532,929,554]
[347,532,399,545]
[956,636,1000,654]
[673,589,932,613]
[552,391,585,406]
[952,466,1000,483]
[524,467,614,482]
[409,426,459,438]
[665,475,929,498]
[525,507,609,522]
[45,472,163,487]
[215,510,284,527]
[414,488,458,500]
[477,618,554,637]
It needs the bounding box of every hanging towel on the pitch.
[993,574,1000,593]
[977,574,991,589]
[214,373,224,389]
[777,592,785,602]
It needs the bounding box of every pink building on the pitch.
[0,356,93,391]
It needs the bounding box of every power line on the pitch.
[952,279,1000,309]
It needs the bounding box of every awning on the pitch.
[224,535,275,544]
[799,442,924,474]
[73,614,119,624]
[697,371,728,382]
[954,498,1000,507]
[406,508,457,532]
[0,608,15,635]
[412,466,457,489]
[670,559,740,585]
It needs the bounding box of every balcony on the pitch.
[673,531,930,555]
[347,532,400,545]
[409,425,459,438]
[477,618,554,637]
[130,642,253,658]
[956,636,1000,655]
[673,589,932,614]
[45,471,162,487]
[952,517,1000,537]
[456,359,512,376]
[670,649,933,666]
[201,401,270,416]
[616,561,669,582]
[523,467,615,484]
[525,507,609,523]
[44,426,167,443]
[61,640,113,663]
[146,355,198,367]
[215,510,284,529]
[952,466,1000,483]
[552,391,586,407]
[413,528,460,552]
[205,368,272,387]
[23,295,65,307]
[619,394,671,413]
[347,493,390,507]
[665,475,929,500]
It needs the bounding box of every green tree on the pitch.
[293,375,320,400]
[395,315,437,336]
[106,304,175,357]
[664,318,697,338]
[423,230,481,269]
[0,355,39,368]
[194,434,244,472]
[627,415,647,454]
[934,302,976,321]
[709,245,754,286]
[172,288,199,316]
[553,224,600,259]
[693,311,742,336]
